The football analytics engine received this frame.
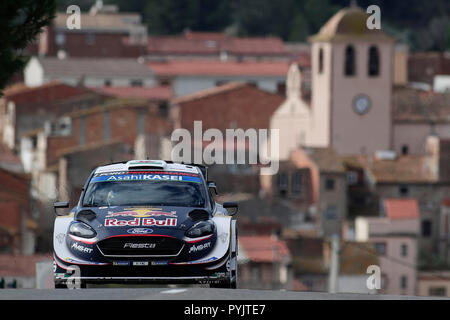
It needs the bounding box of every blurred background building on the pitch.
[1,1,450,296]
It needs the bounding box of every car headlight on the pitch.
[185,220,215,238]
[69,221,97,238]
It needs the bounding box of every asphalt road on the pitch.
[0,287,441,300]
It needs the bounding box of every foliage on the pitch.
[0,1,56,95]
[61,0,450,51]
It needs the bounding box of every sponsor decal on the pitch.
[189,242,211,253]
[91,174,201,183]
[71,243,93,254]
[123,243,156,249]
[127,228,153,234]
[56,233,65,244]
[214,272,227,278]
[105,218,177,227]
[151,261,169,266]
[132,261,149,266]
[106,208,177,218]
[94,171,199,177]
[171,256,218,265]
[105,218,140,227]
[113,261,130,266]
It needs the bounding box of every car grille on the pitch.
[97,236,184,257]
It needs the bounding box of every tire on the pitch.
[54,282,68,289]
[210,225,238,289]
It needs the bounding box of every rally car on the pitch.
[53,160,238,288]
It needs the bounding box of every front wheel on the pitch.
[210,246,238,289]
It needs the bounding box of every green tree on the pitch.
[288,12,309,41]
[143,0,232,35]
[0,1,56,95]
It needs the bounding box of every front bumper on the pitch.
[53,250,231,285]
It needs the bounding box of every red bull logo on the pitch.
[105,217,177,227]
[105,208,177,218]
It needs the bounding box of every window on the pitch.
[401,144,409,155]
[347,171,358,185]
[429,287,447,297]
[398,185,409,197]
[292,171,302,195]
[278,172,288,197]
[421,220,432,238]
[130,79,143,87]
[55,32,66,46]
[401,243,408,257]
[400,275,408,290]
[368,45,380,76]
[158,102,168,117]
[375,242,386,255]
[277,82,286,95]
[86,33,95,45]
[319,48,324,74]
[325,205,338,220]
[344,45,356,76]
[325,178,335,191]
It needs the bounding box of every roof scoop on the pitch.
[126,160,167,170]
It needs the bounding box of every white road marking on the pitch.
[160,288,188,294]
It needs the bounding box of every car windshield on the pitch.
[82,171,206,208]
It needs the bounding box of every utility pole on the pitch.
[328,234,340,293]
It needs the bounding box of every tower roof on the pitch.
[309,7,394,42]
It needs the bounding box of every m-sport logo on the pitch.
[127,228,153,234]
[123,243,156,249]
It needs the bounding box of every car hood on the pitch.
[74,206,209,240]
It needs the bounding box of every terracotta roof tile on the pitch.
[239,235,290,263]
[94,85,172,101]
[0,143,21,165]
[148,60,290,77]
[147,32,289,55]
[4,81,94,105]
[393,87,450,123]
[360,155,436,183]
[291,147,345,173]
[384,198,420,220]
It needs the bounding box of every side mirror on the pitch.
[208,181,218,195]
[53,201,70,216]
[223,202,238,216]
